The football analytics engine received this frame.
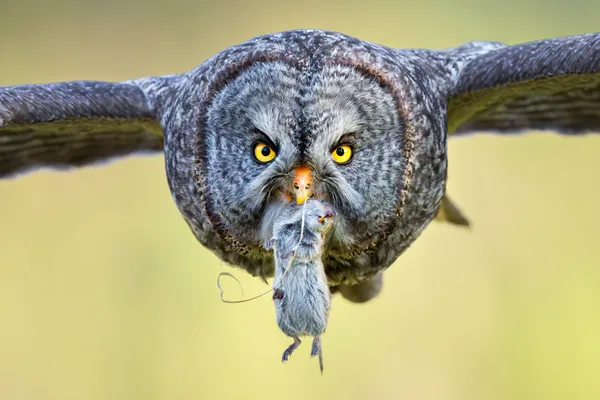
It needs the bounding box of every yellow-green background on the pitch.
[1,1,600,399]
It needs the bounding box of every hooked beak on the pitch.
[293,166,313,205]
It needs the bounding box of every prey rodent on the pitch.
[264,199,335,373]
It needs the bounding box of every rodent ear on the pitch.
[264,238,276,251]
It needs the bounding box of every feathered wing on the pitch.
[448,33,600,135]
[0,78,174,178]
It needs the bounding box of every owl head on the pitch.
[166,31,446,283]
[200,61,407,252]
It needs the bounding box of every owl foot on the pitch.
[310,336,324,374]
[282,336,301,363]
[337,271,384,303]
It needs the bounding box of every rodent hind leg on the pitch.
[282,336,301,363]
[311,336,324,373]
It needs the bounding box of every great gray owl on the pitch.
[1,30,599,303]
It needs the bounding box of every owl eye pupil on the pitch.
[254,142,276,163]
[336,147,345,157]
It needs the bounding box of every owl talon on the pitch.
[281,336,301,363]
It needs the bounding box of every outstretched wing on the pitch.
[448,33,600,135]
[0,79,169,178]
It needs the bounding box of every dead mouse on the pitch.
[265,199,335,373]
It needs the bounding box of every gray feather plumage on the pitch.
[0,81,163,177]
[0,30,599,303]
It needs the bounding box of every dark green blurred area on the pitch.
[1,1,600,399]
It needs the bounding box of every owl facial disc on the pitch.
[200,60,408,260]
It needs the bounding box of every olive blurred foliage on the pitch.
[1,0,600,399]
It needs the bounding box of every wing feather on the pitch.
[448,33,600,135]
[0,80,167,178]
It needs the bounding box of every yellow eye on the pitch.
[254,143,276,163]
[331,145,353,164]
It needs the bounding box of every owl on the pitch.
[1,30,599,304]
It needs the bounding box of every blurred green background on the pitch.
[1,0,600,399]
